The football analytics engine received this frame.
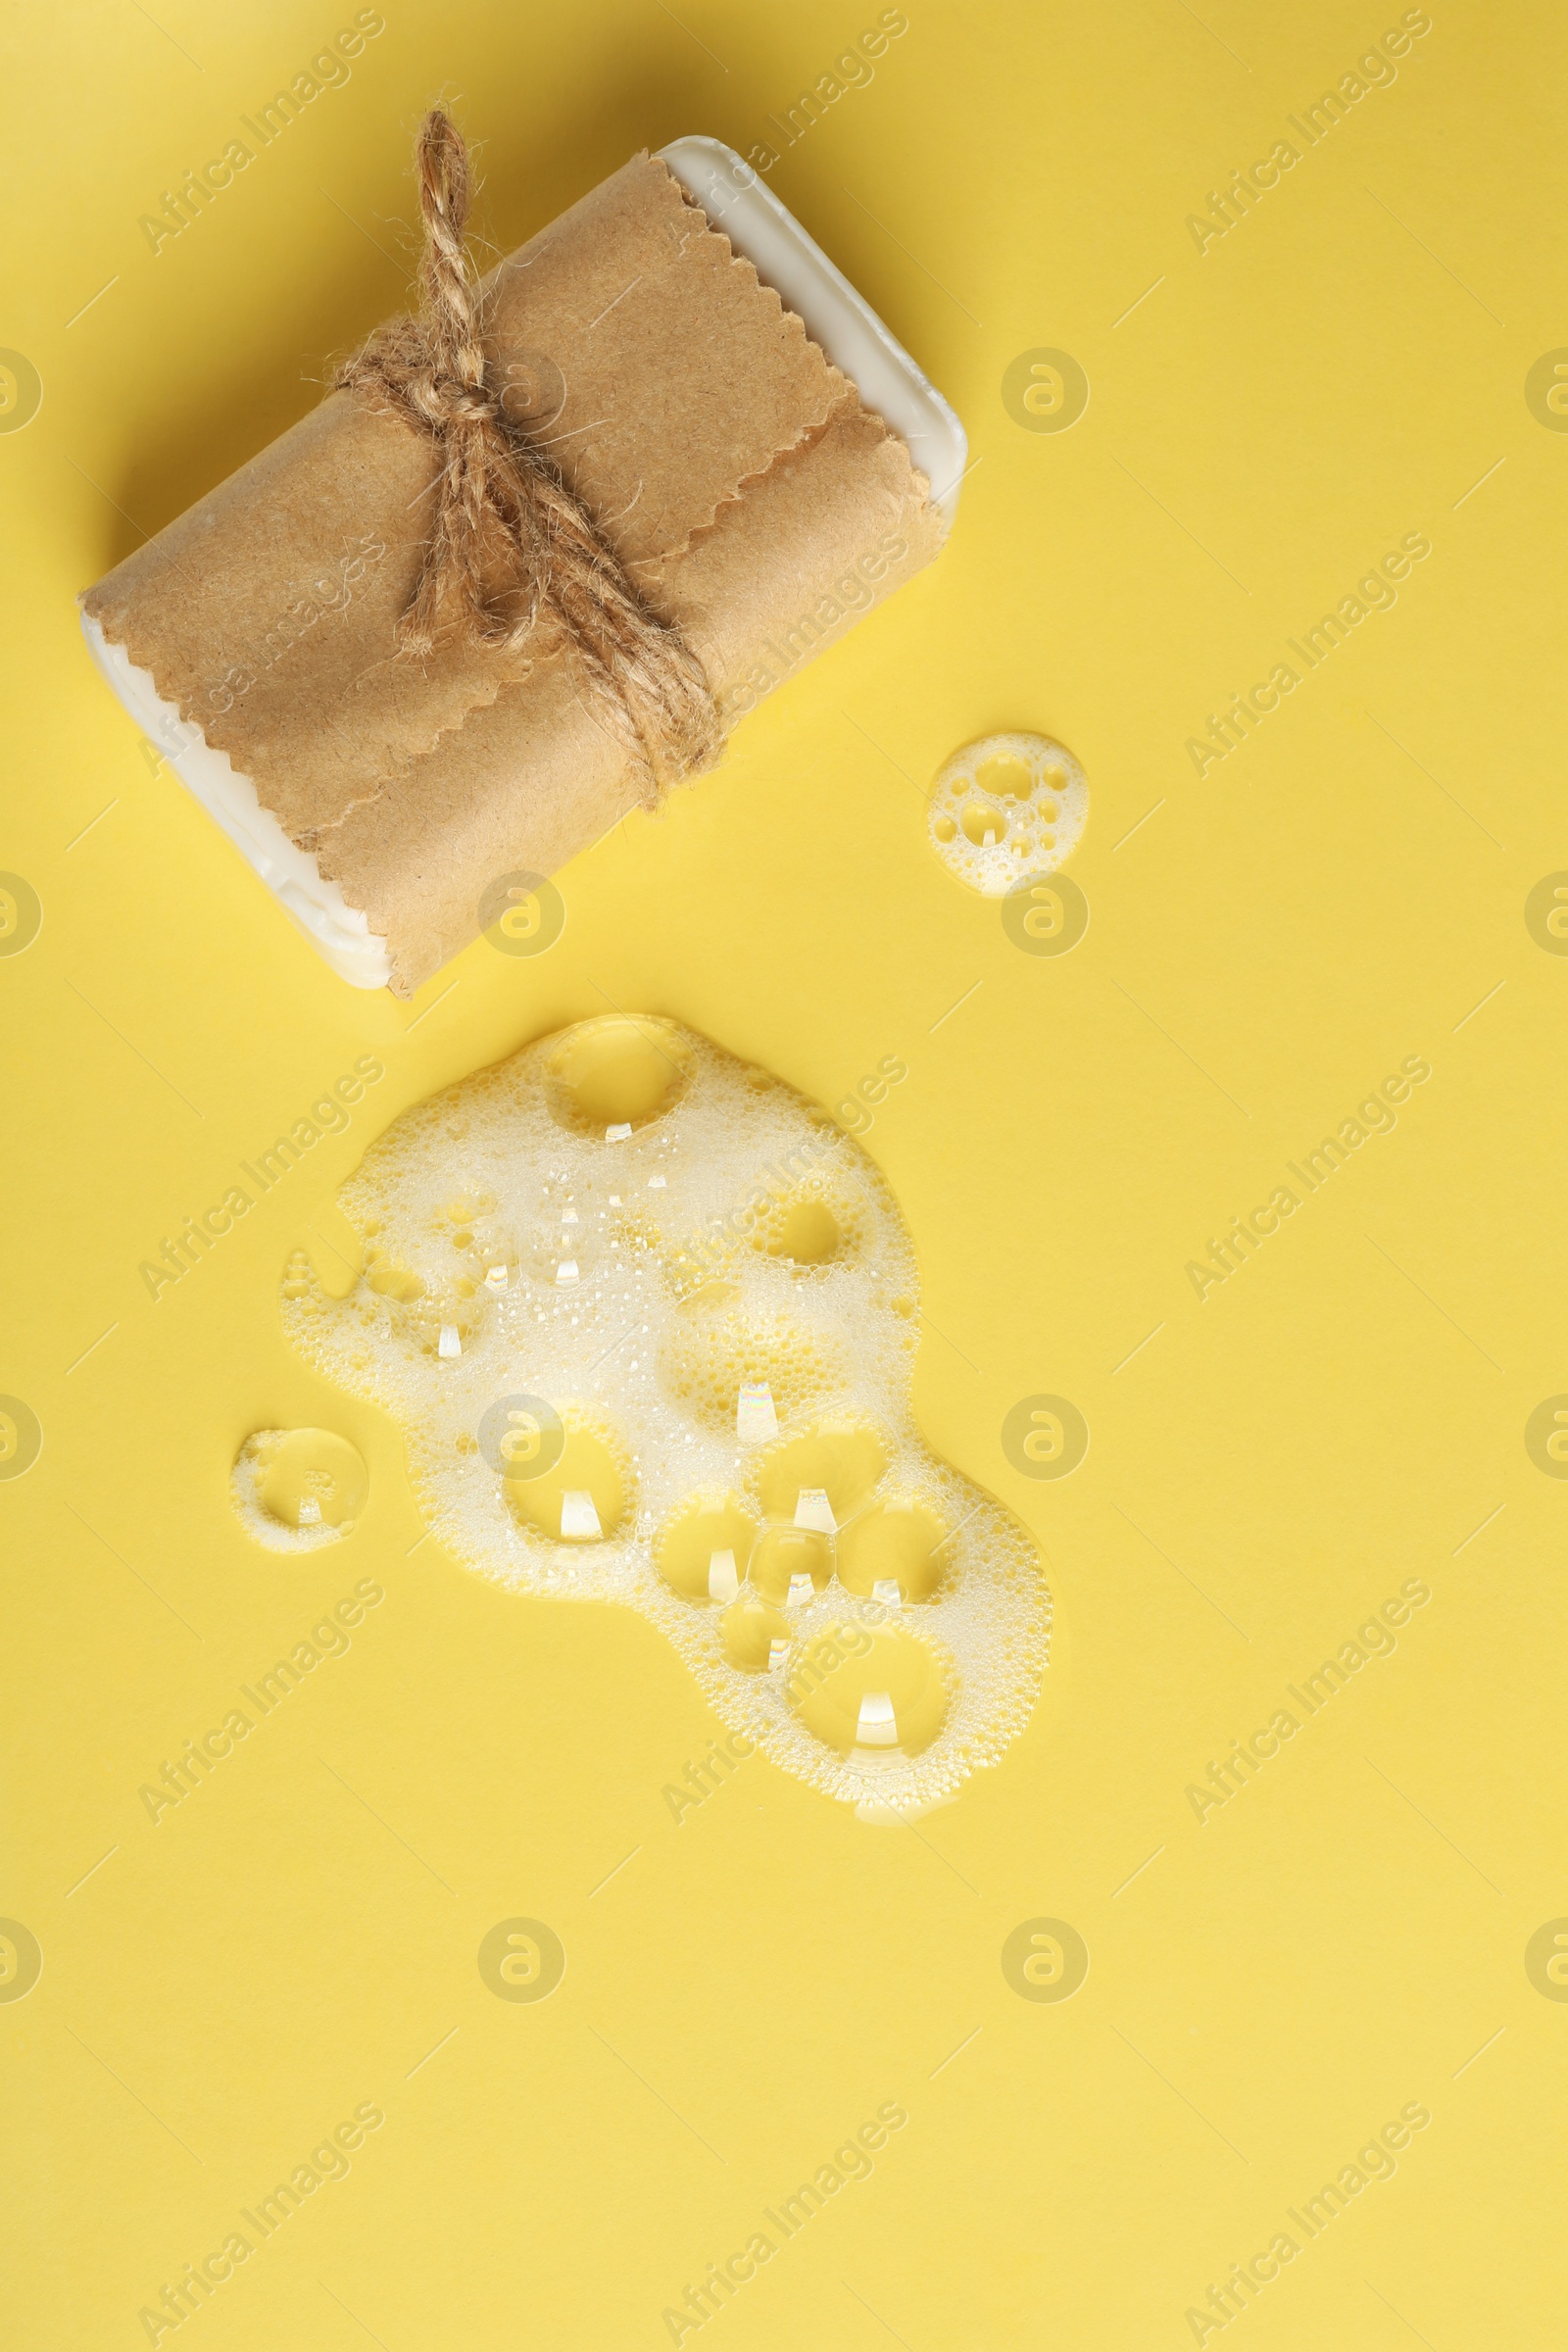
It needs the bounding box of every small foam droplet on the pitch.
[928,731,1089,898]
[230,1428,368,1553]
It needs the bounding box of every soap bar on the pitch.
[80,137,965,993]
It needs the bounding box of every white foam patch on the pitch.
[927,731,1089,898]
[278,1018,1050,1813]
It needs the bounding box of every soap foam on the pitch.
[927,731,1089,897]
[230,1426,368,1551]
[278,1016,1049,1815]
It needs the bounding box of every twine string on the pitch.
[336,108,720,800]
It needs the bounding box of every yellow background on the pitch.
[4,1,1564,2344]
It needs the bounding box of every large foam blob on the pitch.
[278,1016,1049,1816]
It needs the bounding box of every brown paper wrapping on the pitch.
[82,154,946,992]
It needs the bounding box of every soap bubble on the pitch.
[230,1428,368,1549]
[929,734,1088,899]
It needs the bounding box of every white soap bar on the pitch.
[80,613,392,988]
[82,139,966,991]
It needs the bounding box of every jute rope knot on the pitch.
[336,108,721,802]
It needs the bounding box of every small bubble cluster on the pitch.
[927,731,1089,897]
[230,1426,368,1551]
[279,1016,1050,1817]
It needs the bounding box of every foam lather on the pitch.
[277,1015,1047,1817]
[80,138,965,995]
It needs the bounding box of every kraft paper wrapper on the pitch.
[82,154,945,993]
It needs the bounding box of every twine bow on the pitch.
[336,108,720,802]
